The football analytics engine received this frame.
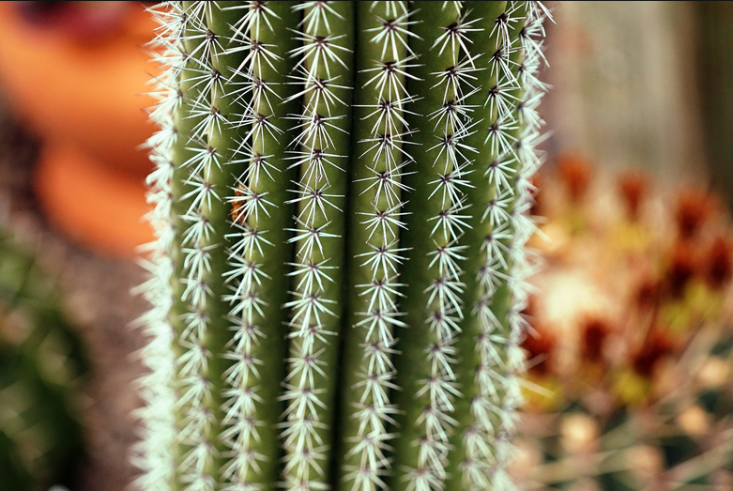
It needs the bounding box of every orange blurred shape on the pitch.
[36,143,151,258]
[0,2,157,257]
[522,325,556,377]
[706,236,733,289]
[632,328,674,379]
[617,170,649,221]
[557,153,591,203]
[581,318,611,363]
[675,188,712,240]
[230,183,249,225]
[666,242,698,299]
[635,276,661,310]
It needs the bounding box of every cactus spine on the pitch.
[137,2,551,491]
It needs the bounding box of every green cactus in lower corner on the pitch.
[0,231,87,490]
[134,1,552,490]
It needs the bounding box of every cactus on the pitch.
[0,230,87,490]
[136,2,551,490]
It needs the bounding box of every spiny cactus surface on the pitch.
[136,2,551,490]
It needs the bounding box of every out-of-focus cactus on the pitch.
[135,2,551,490]
[0,231,86,490]
[514,160,733,490]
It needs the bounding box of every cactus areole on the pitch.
[136,2,551,490]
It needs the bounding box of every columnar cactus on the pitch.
[136,2,551,491]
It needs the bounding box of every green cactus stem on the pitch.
[389,3,476,489]
[279,1,355,488]
[136,2,551,491]
[337,1,414,489]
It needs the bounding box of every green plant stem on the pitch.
[169,3,207,487]
[211,2,301,488]
[339,1,410,489]
[281,1,355,488]
[391,2,464,489]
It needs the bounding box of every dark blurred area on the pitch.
[697,2,733,212]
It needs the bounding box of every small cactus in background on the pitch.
[0,230,86,490]
[136,2,551,490]
[514,160,733,490]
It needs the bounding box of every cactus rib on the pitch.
[338,2,415,490]
[280,2,354,490]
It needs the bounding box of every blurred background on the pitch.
[0,1,731,490]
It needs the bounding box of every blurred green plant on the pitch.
[0,230,86,491]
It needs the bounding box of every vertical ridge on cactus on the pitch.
[136,2,551,490]
[280,2,354,489]
[338,2,413,490]
[132,4,183,490]
[389,3,475,490]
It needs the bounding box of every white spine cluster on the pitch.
[132,3,185,490]
[219,2,286,488]
[281,2,350,489]
[405,3,481,490]
[464,2,551,490]
[344,2,415,490]
[173,4,224,488]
